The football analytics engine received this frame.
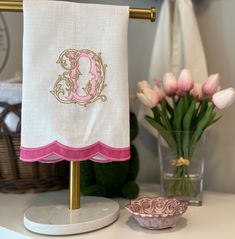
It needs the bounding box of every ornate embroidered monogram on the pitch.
[51,49,107,106]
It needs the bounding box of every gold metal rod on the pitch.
[69,161,80,210]
[0,1,156,21]
[129,7,156,22]
[0,0,22,12]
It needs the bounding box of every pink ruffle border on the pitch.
[20,141,130,163]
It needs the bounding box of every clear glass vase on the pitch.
[158,131,205,206]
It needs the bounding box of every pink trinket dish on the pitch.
[125,196,188,229]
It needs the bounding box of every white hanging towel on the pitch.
[20,0,130,163]
[138,0,208,137]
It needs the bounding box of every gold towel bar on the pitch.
[0,1,156,22]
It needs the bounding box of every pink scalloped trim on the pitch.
[20,141,130,163]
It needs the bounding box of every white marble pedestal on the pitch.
[24,196,119,235]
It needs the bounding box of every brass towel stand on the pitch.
[0,0,156,210]
[0,1,156,21]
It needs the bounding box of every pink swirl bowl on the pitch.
[125,196,188,229]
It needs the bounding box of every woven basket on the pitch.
[0,102,69,193]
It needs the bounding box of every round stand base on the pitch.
[24,196,119,235]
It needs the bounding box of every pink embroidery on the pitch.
[20,141,130,163]
[51,49,107,106]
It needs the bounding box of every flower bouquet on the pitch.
[137,69,235,203]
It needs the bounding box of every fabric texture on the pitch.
[138,0,208,137]
[21,0,130,162]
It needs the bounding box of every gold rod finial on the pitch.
[129,7,156,22]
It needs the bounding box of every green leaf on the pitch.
[165,99,174,117]
[198,105,215,131]
[197,96,209,123]
[151,107,161,124]
[184,91,191,109]
[183,98,197,131]
[189,105,215,158]
[145,115,178,156]
[164,99,174,125]
[159,100,171,130]
[172,95,177,108]
[172,98,187,156]
[173,98,183,131]
[182,98,197,158]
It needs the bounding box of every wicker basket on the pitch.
[0,102,69,193]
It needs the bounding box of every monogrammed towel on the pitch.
[20,0,130,162]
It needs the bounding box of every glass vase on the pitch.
[158,131,205,206]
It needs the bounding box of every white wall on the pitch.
[1,0,235,193]
[195,0,235,193]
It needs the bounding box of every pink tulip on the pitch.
[153,85,165,101]
[202,74,220,96]
[191,83,204,100]
[137,87,159,108]
[163,73,178,96]
[178,69,194,92]
[212,88,235,109]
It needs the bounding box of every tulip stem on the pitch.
[168,165,195,197]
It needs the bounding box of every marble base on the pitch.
[24,196,119,235]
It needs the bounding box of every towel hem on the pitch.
[20,141,130,163]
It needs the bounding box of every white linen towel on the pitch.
[138,0,208,137]
[20,0,130,163]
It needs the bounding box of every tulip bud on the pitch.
[163,73,178,96]
[178,69,194,92]
[153,85,165,101]
[212,88,235,109]
[202,74,220,96]
[137,87,159,108]
[191,83,204,100]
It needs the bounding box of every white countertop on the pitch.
[0,183,235,239]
